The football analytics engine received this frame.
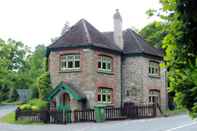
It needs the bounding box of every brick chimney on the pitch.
[113,9,124,50]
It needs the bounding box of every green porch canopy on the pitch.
[47,81,86,101]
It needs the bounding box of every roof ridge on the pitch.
[81,19,92,43]
[128,29,144,52]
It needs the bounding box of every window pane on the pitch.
[75,55,80,60]
[68,55,74,60]
[102,94,106,102]
[107,63,111,70]
[68,61,73,68]
[107,95,111,102]
[98,61,101,68]
[75,61,80,68]
[102,62,106,69]
[98,94,101,102]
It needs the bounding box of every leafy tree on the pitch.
[140,21,167,48]
[37,72,52,100]
[149,0,197,117]
[0,39,28,102]
[0,39,47,102]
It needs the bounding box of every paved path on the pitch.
[0,105,16,118]
[0,106,196,131]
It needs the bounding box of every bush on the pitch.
[19,99,48,111]
[37,72,52,100]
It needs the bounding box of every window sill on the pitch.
[97,102,114,106]
[97,70,114,75]
[59,69,81,73]
[148,74,160,78]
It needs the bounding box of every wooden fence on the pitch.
[15,104,157,124]
[15,109,48,122]
[74,109,95,122]
[49,111,72,124]
[123,104,156,119]
[105,107,127,120]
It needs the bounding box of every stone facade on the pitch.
[48,48,121,110]
[122,55,167,110]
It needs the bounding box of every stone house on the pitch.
[46,10,168,111]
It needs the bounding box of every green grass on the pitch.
[0,112,44,124]
[163,108,187,117]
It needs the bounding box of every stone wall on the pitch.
[122,55,168,110]
[48,48,121,109]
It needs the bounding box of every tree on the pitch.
[37,72,52,100]
[140,21,167,48]
[0,39,28,102]
[61,21,70,35]
[150,0,197,117]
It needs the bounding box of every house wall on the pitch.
[122,55,168,110]
[48,48,121,109]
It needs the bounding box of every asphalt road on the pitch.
[0,105,196,131]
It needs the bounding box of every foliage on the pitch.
[140,21,167,48]
[0,38,47,102]
[148,0,197,117]
[19,99,48,111]
[37,72,52,100]
[0,112,43,124]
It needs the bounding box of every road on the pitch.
[0,105,196,131]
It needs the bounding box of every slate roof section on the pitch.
[102,29,163,58]
[48,19,121,52]
[48,19,163,58]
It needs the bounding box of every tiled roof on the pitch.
[48,19,163,58]
[102,29,163,58]
[48,19,121,52]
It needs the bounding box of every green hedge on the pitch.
[19,99,48,111]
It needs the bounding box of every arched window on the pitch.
[97,87,112,104]
[98,56,113,73]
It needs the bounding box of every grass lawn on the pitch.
[0,112,44,124]
[163,108,187,117]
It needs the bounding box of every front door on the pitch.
[59,92,70,111]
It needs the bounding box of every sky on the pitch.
[0,0,161,50]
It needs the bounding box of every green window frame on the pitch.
[97,88,112,104]
[148,61,160,76]
[98,56,112,73]
[60,54,80,71]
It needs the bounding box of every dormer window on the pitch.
[60,54,80,71]
[149,61,160,76]
[98,56,112,73]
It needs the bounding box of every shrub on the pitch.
[19,99,48,111]
[37,72,52,100]
[20,104,32,111]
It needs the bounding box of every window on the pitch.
[97,88,112,104]
[60,54,80,71]
[98,56,112,72]
[149,90,160,105]
[149,61,160,76]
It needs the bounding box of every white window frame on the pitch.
[98,56,112,72]
[97,88,112,104]
[149,61,160,76]
[60,54,80,71]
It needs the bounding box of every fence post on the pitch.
[15,108,20,121]
[153,104,157,117]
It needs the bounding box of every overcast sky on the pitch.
[0,0,161,50]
